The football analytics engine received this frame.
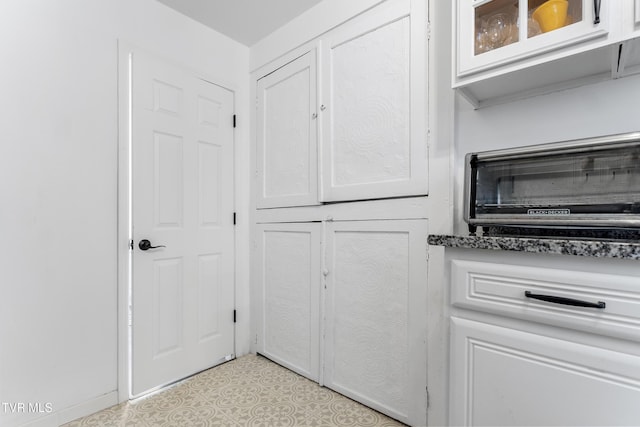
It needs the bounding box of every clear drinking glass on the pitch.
[475,0,519,55]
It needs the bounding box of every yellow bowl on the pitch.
[532,0,569,33]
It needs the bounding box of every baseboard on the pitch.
[20,391,118,427]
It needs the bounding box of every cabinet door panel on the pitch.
[320,0,428,202]
[324,220,428,426]
[457,0,609,77]
[450,317,640,426]
[256,52,318,208]
[255,223,321,381]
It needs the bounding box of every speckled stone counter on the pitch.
[428,234,640,260]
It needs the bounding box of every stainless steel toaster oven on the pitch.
[464,132,640,234]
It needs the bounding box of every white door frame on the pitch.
[116,42,239,402]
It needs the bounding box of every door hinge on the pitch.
[426,386,430,408]
[233,309,237,323]
[233,212,237,225]
[233,114,237,128]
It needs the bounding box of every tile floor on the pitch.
[64,354,405,426]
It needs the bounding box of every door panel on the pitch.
[132,51,235,397]
[450,317,640,426]
[256,51,319,208]
[320,0,428,202]
[324,220,428,425]
[154,132,183,226]
[197,142,221,225]
[197,254,221,342]
[329,19,410,186]
[255,223,321,381]
[152,258,183,356]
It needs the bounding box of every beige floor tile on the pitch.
[63,354,405,427]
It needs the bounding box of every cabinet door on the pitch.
[450,317,640,426]
[323,219,428,426]
[319,0,428,202]
[255,223,321,381]
[457,0,609,76]
[256,51,318,208]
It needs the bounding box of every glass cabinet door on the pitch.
[473,0,519,56]
[457,0,608,77]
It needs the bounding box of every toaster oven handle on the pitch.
[466,154,478,234]
[524,291,606,309]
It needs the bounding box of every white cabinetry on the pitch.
[457,0,608,77]
[255,0,428,207]
[256,51,318,208]
[320,0,428,202]
[255,219,428,425]
[252,1,430,424]
[451,317,640,426]
[254,222,321,381]
[323,220,428,424]
[447,250,640,426]
[452,0,640,107]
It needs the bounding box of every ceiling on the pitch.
[155,0,324,46]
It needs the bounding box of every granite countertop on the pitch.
[428,234,640,260]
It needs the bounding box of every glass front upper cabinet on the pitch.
[456,0,609,76]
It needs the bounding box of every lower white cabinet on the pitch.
[255,219,428,426]
[254,222,321,381]
[450,317,640,426]
[447,251,640,426]
[323,220,428,425]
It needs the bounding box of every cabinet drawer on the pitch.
[451,259,640,342]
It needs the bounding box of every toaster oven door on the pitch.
[465,139,640,228]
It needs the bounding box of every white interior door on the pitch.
[131,51,235,397]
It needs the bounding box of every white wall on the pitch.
[454,73,640,234]
[0,2,249,426]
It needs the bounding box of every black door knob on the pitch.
[138,239,166,251]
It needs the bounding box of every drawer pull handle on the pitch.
[524,291,605,309]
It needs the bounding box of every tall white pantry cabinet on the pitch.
[251,0,430,425]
